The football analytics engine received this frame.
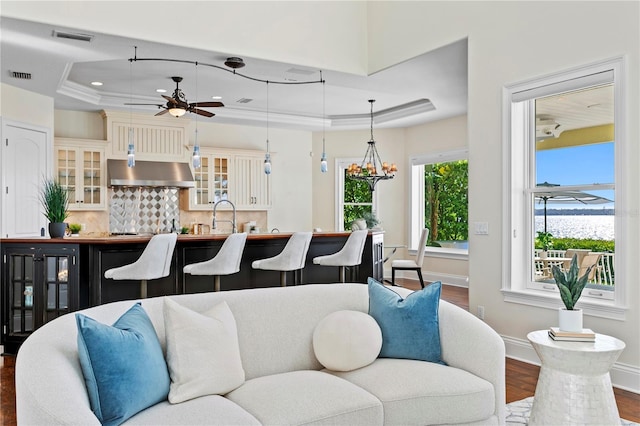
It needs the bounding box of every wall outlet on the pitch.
[477,305,485,320]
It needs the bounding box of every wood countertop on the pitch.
[1,230,383,245]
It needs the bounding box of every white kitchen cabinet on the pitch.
[185,149,233,211]
[184,148,270,211]
[54,138,107,211]
[235,154,271,210]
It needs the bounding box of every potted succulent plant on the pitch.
[68,223,82,236]
[551,254,594,332]
[39,178,69,238]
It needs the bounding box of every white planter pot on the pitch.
[558,308,583,332]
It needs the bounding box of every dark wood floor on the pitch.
[0,280,637,425]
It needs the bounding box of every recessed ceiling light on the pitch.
[90,81,103,86]
[156,89,167,93]
[212,96,222,100]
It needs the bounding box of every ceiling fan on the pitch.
[126,76,224,118]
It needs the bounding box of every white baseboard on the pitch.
[503,334,640,394]
[384,269,469,288]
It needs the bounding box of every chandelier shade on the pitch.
[347,100,397,191]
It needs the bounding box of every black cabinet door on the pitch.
[1,244,79,354]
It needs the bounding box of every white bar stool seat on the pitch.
[312,230,368,282]
[251,232,312,286]
[104,233,178,298]
[183,233,247,292]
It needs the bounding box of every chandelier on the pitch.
[347,100,397,191]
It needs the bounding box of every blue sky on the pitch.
[536,142,615,209]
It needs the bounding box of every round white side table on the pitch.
[527,330,625,426]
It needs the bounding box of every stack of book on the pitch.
[548,327,596,342]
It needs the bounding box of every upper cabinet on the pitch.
[101,110,189,162]
[186,149,233,210]
[184,148,271,211]
[235,154,271,210]
[54,138,107,211]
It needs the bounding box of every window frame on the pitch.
[502,56,627,320]
[409,149,469,260]
[335,157,378,232]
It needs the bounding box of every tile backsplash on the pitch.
[109,187,180,234]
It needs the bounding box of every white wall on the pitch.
[367,1,640,377]
[55,110,105,140]
[1,83,54,129]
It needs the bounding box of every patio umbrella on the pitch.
[535,182,612,233]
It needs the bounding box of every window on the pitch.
[410,150,468,258]
[336,158,378,231]
[504,57,626,319]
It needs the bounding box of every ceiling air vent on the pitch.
[52,30,94,42]
[9,71,31,80]
[236,98,253,104]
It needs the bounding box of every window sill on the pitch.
[501,288,627,321]
[410,247,468,261]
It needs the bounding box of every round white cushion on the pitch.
[313,310,382,372]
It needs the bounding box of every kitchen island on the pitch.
[1,231,383,353]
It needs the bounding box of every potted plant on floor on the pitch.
[39,178,69,238]
[551,254,594,332]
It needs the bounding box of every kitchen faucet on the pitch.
[212,199,237,233]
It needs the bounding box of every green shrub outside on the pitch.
[536,238,614,253]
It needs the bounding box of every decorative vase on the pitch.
[558,308,583,332]
[48,222,67,238]
[351,219,367,231]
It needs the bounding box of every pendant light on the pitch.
[320,75,327,173]
[127,50,135,168]
[192,62,201,169]
[264,81,271,175]
[347,100,397,191]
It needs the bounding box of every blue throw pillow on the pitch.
[76,303,170,426]
[368,278,444,364]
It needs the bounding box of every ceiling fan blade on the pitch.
[192,108,215,118]
[190,101,225,108]
[161,95,180,105]
[155,109,170,116]
[125,103,164,107]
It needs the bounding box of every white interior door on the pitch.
[1,120,50,238]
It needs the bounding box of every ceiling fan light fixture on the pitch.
[168,107,186,117]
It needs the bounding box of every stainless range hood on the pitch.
[107,159,195,188]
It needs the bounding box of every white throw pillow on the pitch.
[163,298,245,403]
[313,310,382,372]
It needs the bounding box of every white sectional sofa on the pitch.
[16,283,505,425]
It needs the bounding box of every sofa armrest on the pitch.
[390,286,505,423]
[439,301,505,423]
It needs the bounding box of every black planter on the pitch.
[49,222,67,238]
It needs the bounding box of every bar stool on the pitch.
[252,232,312,286]
[183,233,247,292]
[312,230,368,282]
[104,233,177,298]
[391,228,429,288]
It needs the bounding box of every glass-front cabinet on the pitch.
[184,147,271,211]
[1,244,79,353]
[54,138,107,210]
[187,148,234,211]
